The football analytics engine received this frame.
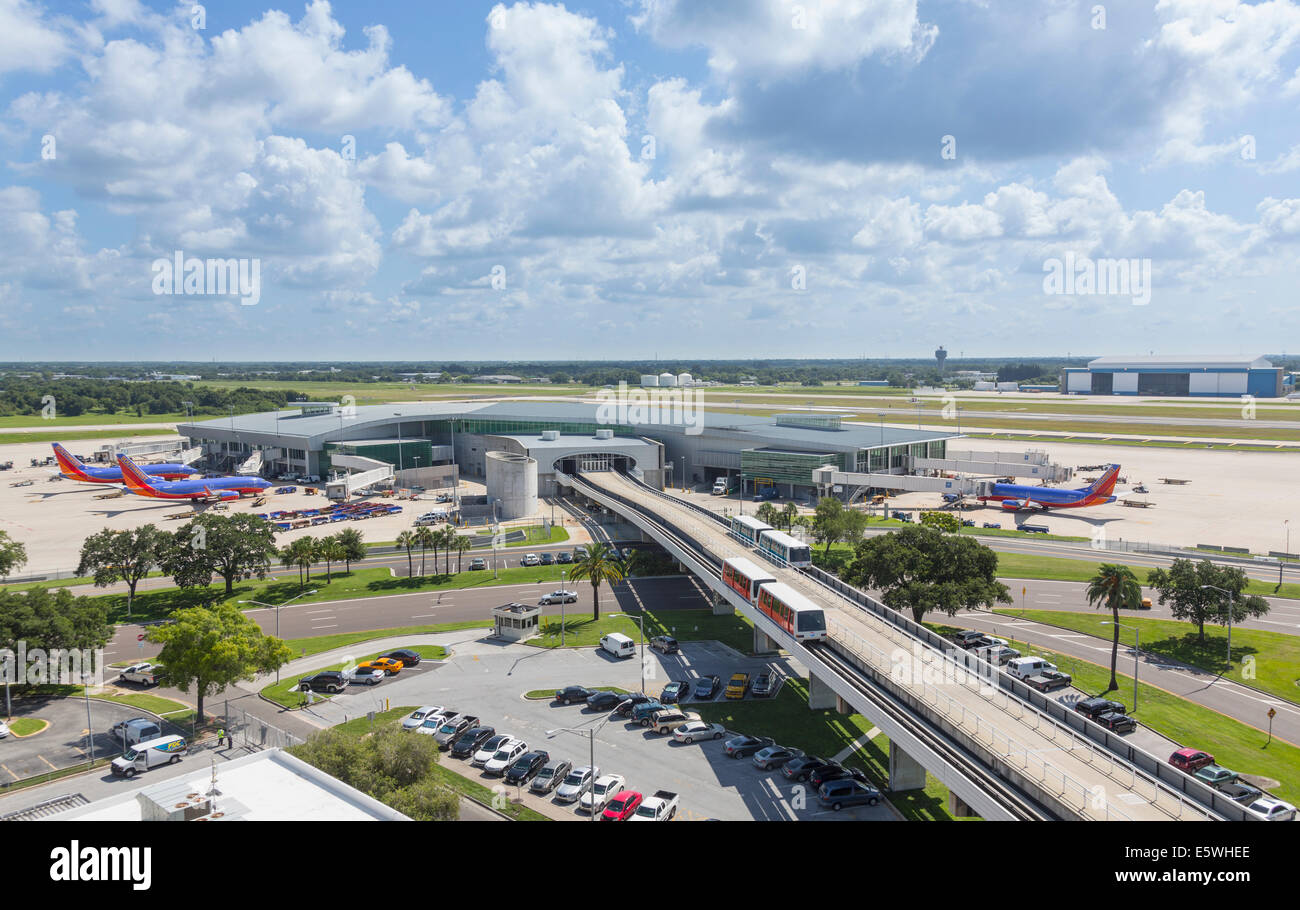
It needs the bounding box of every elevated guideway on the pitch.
[567,469,1248,822]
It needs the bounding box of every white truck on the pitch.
[712,478,731,495]
[118,662,163,686]
[631,790,679,821]
[110,735,187,778]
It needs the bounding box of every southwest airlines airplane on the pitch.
[977,464,1121,512]
[53,443,196,483]
[117,454,272,501]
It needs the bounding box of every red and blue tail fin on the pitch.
[1082,465,1121,503]
[116,454,159,496]
[52,443,90,480]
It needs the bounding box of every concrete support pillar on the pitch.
[711,590,734,617]
[807,671,837,709]
[888,740,926,792]
[948,791,977,818]
[753,623,777,652]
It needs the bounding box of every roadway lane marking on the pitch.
[310,624,338,630]
[305,609,335,615]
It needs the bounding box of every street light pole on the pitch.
[547,717,611,822]
[238,588,318,682]
[560,569,567,646]
[1200,584,1236,667]
[611,612,646,694]
[1102,621,1139,713]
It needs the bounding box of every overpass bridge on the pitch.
[560,469,1250,822]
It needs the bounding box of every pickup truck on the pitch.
[118,663,163,686]
[630,790,679,821]
[1025,670,1073,692]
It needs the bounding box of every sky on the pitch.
[2,0,1300,361]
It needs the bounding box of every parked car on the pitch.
[782,756,833,782]
[402,705,447,731]
[555,765,599,803]
[1096,711,1137,733]
[539,552,554,566]
[298,670,347,694]
[521,553,541,567]
[649,709,697,734]
[1168,748,1215,774]
[378,649,422,667]
[751,673,777,698]
[118,662,163,686]
[649,635,679,655]
[344,666,385,686]
[555,686,594,705]
[109,718,162,746]
[530,758,573,794]
[692,675,721,700]
[572,547,588,560]
[660,680,690,704]
[725,673,750,699]
[602,789,644,821]
[724,734,775,758]
[1218,781,1263,805]
[433,715,480,748]
[809,762,870,789]
[0,720,8,738]
[472,734,512,766]
[977,645,1021,665]
[505,750,550,784]
[415,716,451,736]
[1074,697,1127,720]
[538,589,579,605]
[580,774,626,813]
[753,745,804,771]
[951,630,987,649]
[818,778,882,811]
[1247,796,1297,821]
[1194,764,1239,787]
[630,790,678,822]
[673,721,726,744]
[469,557,487,571]
[586,691,626,711]
[556,551,573,564]
[450,726,496,758]
[630,701,667,725]
[613,693,656,718]
[357,658,403,677]
[484,739,528,775]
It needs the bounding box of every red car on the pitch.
[601,790,644,821]
[1169,748,1215,774]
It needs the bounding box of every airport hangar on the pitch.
[175,400,960,512]
[1059,354,1285,397]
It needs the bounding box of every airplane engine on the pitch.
[1000,500,1022,511]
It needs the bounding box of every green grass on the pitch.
[930,622,1300,804]
[279,621,492,659]
[529,607,755,654]
[992,609,1300,705]
[1,570,171,590]
[693,678,972,820]
[967,433,1300,453]
[524,686,629,700]
[0,428,177,444]
[992,552,1300,600]
[0,412,190,428]
[259,644,447,709]
[473,524,570,547]
[5,717,46,735]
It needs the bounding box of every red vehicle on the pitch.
[602,790,644,821]
[1169,748,1215,774]
[721,557,775,604]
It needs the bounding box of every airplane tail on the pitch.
[1082,464,1121,503]
[51,443,91,480]
[116,454,159,496]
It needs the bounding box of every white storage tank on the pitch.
[485,451,538,521]
[658,372,676,387]
[677,372,692,387]
[640,374,659,387]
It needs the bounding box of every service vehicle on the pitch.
[110,735,186,778]
[1025,670,1073,692]
[712,478,731,495]
[725,672,750,699]
[118,663,163,686]
[1005,656,1056,680]
[599,632,637,659]
[630,790,679,821]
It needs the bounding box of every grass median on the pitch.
[993,552,1300,600]
[260,643,447,709]
[529,607,755,654]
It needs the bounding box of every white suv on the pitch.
[483,738,528,776]
[521,553,541,567]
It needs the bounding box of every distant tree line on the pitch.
[0,378,324,418]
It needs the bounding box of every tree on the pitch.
[280,537,317,590]
[781,502,799,531]
[0,530,28,579]
[840,508,867,548]
[811,497,846,554]
[0,587,112,688]
[755,502,779,528]
[160,514,278,595]
[1085,564,1142,692]
[415,526,437,576]
[1147,559,1269,642]
[842,526,1011,623]
[147,602,293,723]
[317,536,346,584]
[919,511,961,534]
[439,526,456,576]
[77,525,164,619]
[569,542,627,621]
[453,533,472,573]
[396,530,416,579]
[336,528,366,573]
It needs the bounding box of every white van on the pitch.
[1006,656,1056,680]
[110,735,186,778]
[599,633,636,660]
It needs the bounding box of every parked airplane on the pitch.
[52,443,196,483]
[116,454,271,501]
[977,464,1122,511]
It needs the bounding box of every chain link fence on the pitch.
[220,702,303,753]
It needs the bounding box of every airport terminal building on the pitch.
[176,400,959,504]
[1060,355,1284,398]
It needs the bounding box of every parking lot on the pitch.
[0,695,176,784]
[309,636,895,821]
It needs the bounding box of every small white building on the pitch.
[492,602,541,642]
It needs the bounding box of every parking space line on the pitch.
[0,763,18,781]
[37,754,59,771]
[311,624,338,630]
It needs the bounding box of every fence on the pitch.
[221,703,303,753]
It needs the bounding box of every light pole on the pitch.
[1200,584,1236,667]
[83,671,95,765]
[238,588,318,681]
[610,612,646,694]
[547,716,613,821]
[1102,621,1140,713]
[393,412,405,474]
[491,499,500,580]
[560,569,567,646]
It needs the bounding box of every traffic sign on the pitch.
[137,633,145,641]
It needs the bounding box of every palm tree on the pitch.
[453,533,472,573]
[278,543,301,589]
[781,501,799,531]
[756,502,779,528]
[281,536,316,590]
[318,536,346,584]
[415,526,437,576]
[440,525,456,575]
[1086,563,1141,692]
[396,530,416,580]
[569,541,627,621]
[336,527,365,573]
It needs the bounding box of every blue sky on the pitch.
[2,0,1300,360]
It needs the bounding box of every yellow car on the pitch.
[725,673,749,699]
[358,658,403,676]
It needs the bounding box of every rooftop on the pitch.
[1087,354,1273,370]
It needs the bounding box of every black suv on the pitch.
[1074,697,1126,720]
[612,693,655,718]
[649,635,679,655]
[586,691,625,711]
[451,726,496,758]
[782,756,832,782]
[298,670,347,694]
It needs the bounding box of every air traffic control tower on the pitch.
[935,346,947,374]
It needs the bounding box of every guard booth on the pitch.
[492,602,541,642]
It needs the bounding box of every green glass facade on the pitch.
[323,440,433,472]
[741,449,847,486]
[449,418,635,437]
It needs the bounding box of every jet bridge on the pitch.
[811,465,989,497]
[327,454,395,498]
